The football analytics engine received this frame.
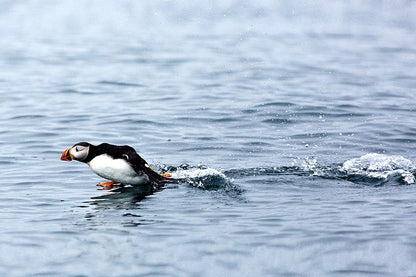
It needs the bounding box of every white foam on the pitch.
[301,157,319,173]
[341,153,415,184]
[169,167,226,179]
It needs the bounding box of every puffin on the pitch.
[61,142,171,188]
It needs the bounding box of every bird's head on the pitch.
[61,142,91,162]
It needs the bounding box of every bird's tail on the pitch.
[144,167,175,184]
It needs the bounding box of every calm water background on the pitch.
[1,1,416,276]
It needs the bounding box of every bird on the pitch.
[60,142,171,188]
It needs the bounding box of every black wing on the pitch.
[121,146,169,183]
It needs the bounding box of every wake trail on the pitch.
[160,153,416,187]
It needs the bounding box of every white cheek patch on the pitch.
[71,147,89,161]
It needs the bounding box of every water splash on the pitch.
[166,165,234,190]
[340,153,415,185]
[222,154,416,186]
[172,168,225,187]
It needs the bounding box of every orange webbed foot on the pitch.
[97,181,118,190]
[161,173,171,178]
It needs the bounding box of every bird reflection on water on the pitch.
[87,183,166,210]
[75,183,168,228]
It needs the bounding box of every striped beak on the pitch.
[60,147,73,161]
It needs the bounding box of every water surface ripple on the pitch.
[1,1,416,276]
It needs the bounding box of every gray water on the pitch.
[1,1,416,276]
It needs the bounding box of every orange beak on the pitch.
[61,147,73,161]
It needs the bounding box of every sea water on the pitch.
[1,1,416,276]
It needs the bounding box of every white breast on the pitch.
[87,154,149,185]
